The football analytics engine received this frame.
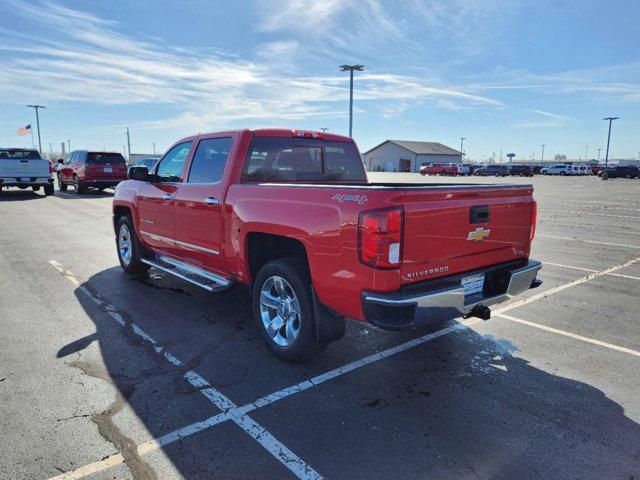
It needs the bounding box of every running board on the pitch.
[141,256,233,293]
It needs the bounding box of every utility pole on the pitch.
[540,144,546,162]
[126,127,131,161]
[460,137,466,163]
[597,148,602,162]
[49,142,53,159]
[153,142,156,155]
[67,140,71,153]
[26,105,46,154]
[602,117,619,180]
[339,65,364,138]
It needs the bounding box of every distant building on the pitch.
[363,140,463,172]
[129,153,161,164]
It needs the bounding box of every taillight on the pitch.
[48,161,54,174]
[529,200,537,242]
[358,206,403,269]
[291,130,323,139]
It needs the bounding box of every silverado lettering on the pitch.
[112,128,542,362]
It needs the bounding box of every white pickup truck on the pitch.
[0,148,54,195]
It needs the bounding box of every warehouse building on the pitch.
[363,140,463,172]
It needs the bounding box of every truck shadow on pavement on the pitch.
[0,189,47,201]
[58,266,640,479]
[54,189,115,199]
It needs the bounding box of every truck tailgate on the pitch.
[400,185,533,285]
[0,158,50,177]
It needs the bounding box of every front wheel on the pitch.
[560,171,566,176]
[74,175,86,194]
[253,258,319,362]
[116,216,149,276]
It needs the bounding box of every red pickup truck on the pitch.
[113,129,541,361]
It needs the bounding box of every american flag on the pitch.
[17,124,32,136]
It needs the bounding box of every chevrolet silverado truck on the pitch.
[0,148,54,195]
[112,129,542,361]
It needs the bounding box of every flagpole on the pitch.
[31,130,35,148]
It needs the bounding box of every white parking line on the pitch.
[543,209,640,220]
[494,256,640,315]
[544,261,640,281]
[497,313,640,358]
[50,316,482,479]
[48,260,323,480]
[537,234,640,250]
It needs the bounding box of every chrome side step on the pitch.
[141,255,233,293]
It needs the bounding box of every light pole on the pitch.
[49,142,53,160]
[67,140,71,153]
[26,105,46,154]
[126,127,131,161]
[540,144,546,162]
[602,117,619,180]
[460,137,466,163]
[153,142,156,155]
[339,65,364,138]
[597,148,602,162]
[320,128,329,133]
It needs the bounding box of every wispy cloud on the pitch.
[511,109,575,129]
[0,0,503,135]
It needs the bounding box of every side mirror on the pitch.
[57,159,64,164]
[128,165,150,181]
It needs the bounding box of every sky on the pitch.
[0,0,638,161]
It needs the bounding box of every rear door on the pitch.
[136,141,193,254]
[400,185,534,285]
[173,134,237,272]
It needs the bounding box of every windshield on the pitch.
[87,152,126,165]
[0,149,41,160]
[243,137,366,183]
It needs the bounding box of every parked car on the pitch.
[112,128,541,361]
[135,158,160,170]
[598,166,640,179]
[532,165,544,174]
[0,148,54,195]
[420,162,459,176]
[540,164,573,176]
[474,165,510,177]
[508,165,534,177]
[57,150,127,193]
[591,165,604,176]
[457,164,471,175]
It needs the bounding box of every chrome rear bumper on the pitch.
[362,260,542,330]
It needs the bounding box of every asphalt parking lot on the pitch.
[1,173,639,480]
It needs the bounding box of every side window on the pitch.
[156,141,192,182]
[187,137,232,183]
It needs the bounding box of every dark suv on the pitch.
[58,151,128,193]
[475,165,510,177]
[508,164,534,176]
[598,166,640,179]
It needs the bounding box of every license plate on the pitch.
[20,177,30,182]
[104,167,112,173]
[461,274,484,296]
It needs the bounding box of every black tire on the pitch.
[115,216,149,276]
[420,171,426,176]
[58,174,67,191]
[560,171,566,176]
[494,172,500,177]
[74,175,86,194]
[44,184,54,196]
[32,186,40,192]
[253,258,320,362]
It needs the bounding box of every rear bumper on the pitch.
[362,260,542,330]
[82,179,124,187]
[0,177,53,187]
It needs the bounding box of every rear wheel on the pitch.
[58,174,67,191]
[560,171,566,176]
[253,258,319,362]
[74,175,86,194]
[44,184,54,196]
[116,216,149,276]
[494,172,500,177]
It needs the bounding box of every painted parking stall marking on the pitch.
[48,260,323,480]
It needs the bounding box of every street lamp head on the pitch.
[339,64,364,71]
[603,116,619,121]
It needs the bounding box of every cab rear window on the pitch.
[0,149,41,160]
[87,153,126,164]
[242,137,366,182]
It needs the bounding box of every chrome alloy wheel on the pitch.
[259,276,301,347]
[118,224,133,266]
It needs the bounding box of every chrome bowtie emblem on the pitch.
[467,227,491,242]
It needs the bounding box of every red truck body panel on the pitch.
[114,129,536,323]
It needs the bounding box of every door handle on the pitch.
[163,194,174,200]
[204,197,220,205]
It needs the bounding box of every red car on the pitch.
[420,162,459,176]
[58,150,127,193]
[113,129,541,361]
